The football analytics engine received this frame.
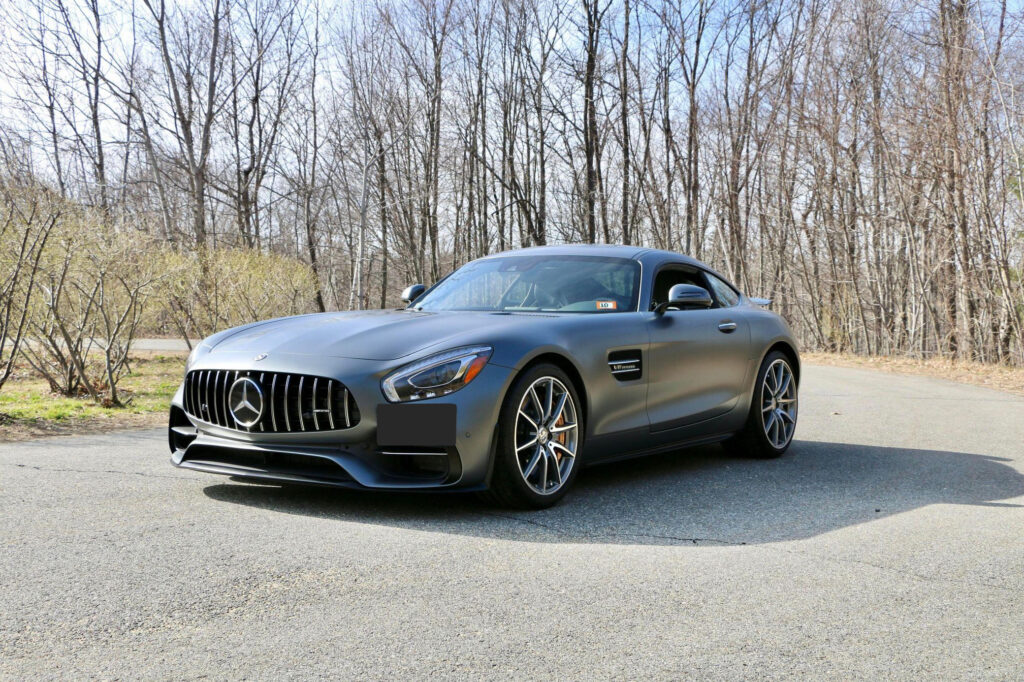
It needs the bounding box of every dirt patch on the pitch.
[0,411,167,443]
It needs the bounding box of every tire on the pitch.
[725,350,798,459]
[482,363,584,509]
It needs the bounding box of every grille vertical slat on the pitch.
[184,373,192,415]
[204,371,212,425]
[203,370,212,424]
[326,380,335,430]
[298,377,306,431]
[211,371,221,426]
[191,372,199,418]
[194,371,203,421]
[283,375,292,432]
[342,387,350,428]
[312,378,320,430]
[197,370,204,422]
[222,371,230,427]
[210,371,219,426]
[258,373,265,432]
[270,374,279,431]
[222,371,230,426]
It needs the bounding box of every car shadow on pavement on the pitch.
[202,440,1024,546]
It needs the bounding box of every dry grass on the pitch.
[0,351,186,442]
[804,352,1024,397]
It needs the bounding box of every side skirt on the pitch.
[584,432,734,467]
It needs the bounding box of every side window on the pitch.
[651,266,708,310]
[705,273,740,308]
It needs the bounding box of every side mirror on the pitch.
[401,283,426,304]
[655,283,713,314]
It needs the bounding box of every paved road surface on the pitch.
[133,338,194,352]
[2,365,1023,679]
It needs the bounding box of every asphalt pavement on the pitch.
[1,364,1022,679]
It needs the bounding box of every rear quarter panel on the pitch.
[744,303,801,392]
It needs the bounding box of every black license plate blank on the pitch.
[376,404,457,447]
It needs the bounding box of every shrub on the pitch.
[158,248,320,345]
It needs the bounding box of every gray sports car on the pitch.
[169,245,799,508]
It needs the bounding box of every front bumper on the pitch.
[168,355,513,491]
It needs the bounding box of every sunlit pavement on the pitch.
[2,364,1022,679]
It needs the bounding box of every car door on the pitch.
[645,265,751,432]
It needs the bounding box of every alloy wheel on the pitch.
[514,376,579,495]
[761,359,797,449]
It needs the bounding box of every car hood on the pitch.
[207,309,544,361]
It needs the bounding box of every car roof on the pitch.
[483,244,706,269]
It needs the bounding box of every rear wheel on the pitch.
[726,351,798,458]
[483,364,583,509]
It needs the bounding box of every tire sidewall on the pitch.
[494,363,584,507]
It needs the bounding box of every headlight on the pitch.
[382,346,492,402]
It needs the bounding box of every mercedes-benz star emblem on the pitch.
[228,377,264,428]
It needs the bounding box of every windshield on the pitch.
[414,255,641,313]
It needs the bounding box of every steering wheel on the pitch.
[528,286,569,310]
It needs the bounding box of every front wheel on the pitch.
[725,351,798,458]
[483,364,583,509]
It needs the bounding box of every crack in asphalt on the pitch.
[479,511,742,546]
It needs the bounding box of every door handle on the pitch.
[718,321,738,333]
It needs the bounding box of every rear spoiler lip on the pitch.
[749,297,772,307]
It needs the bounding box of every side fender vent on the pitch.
[608,349,642,382]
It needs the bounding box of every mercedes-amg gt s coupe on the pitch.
[169,245,799,508]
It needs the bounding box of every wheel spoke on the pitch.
[549,422,576,434]
[777,372,792,398]
[545,380,554,421]
[522,445,542,479]
[529,387,544,420]
[548,447,562,486]
[550,440,575,459]
[516,437,538,451]
[540,450,549,491]
[518,410,538,429]
[764,411,777,434]
[549,393,568,427]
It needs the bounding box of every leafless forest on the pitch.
[2,0,1024,401]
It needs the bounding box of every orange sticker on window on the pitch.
[596,300,618,310]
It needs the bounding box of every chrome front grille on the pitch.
[182,369,360,432]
